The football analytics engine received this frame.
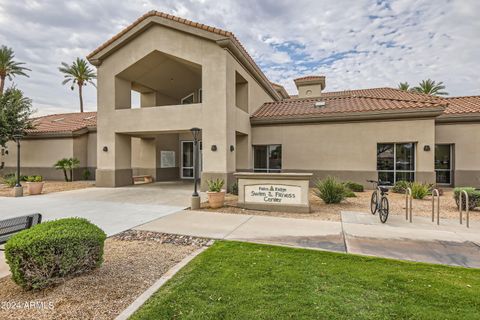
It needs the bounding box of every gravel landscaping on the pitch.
[0,180,95,197]
[0,231,208,320]
[199,189,480,222]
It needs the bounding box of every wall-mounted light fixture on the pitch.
[211,145,217,151]
[423,145,431,152]
[230,145,235,152]
[103,146,108,152]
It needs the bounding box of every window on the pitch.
[253,145,282,172]
[235,72,248,112]
[435,144,453,185]
[181,92,195,104]
[198,89,202,103]
[377,143,415,185]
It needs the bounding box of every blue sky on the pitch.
[0,0,479,115]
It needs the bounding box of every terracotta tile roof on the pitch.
[443,96,480,114]
[319,87,442,102]
[294,75,325,82]
[87,11,278,99]
[252,88,447,121]
[27,112,97,134]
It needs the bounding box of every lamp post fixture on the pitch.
[13,132,24,197]
[190,127,201,209]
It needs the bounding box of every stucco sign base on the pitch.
[234,172,312,213]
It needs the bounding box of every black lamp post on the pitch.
[190,127,201,197]
[13,132,24,188]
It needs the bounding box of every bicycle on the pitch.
[367,180,390,223]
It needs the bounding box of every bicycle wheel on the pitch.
[379,197,389,223]
[370,191,378,215]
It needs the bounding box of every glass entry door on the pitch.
[181,141,202,179]
[435,144,452,185]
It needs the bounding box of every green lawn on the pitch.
[131,241,480,320]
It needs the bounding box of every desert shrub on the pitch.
[82,169,91,180]
[453,187,480,210]
[5,218,106,290]
[207,178,225,192]
[230,182,238,195]
[392,180,410,194]
[3,174,17,187]
[410,182,430,199]
[343,181,364,192]
[25,175,43,182]
[344,189,356,197]
[315,176,347,204]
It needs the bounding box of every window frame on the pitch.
[180,92,195,105]
[253,144,282,173]
[377,142,416,185]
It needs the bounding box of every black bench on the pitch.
[0,214,42,249]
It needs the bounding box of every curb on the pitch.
[115,240,214,320]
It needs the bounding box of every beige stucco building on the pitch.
[2,11,480,189]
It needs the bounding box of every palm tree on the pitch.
[398,82,410,91]
[412,79,448,96]
[54,158,80,181]
[54,158,70,182]
[0,46,30,95]
[66,157,80,182]
[59,58,96,112]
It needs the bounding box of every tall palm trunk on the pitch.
[0,76,5,95]
[78,82,84,113]
[62,168,68,182]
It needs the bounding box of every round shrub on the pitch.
[392,180,410,194]
[454,187,480,210]
[4,218,106,290]
[343,181,364,192]
[315,176,347,204]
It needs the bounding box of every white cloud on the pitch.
[0,0,478,115]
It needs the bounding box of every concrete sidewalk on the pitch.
[136,210,480,268]
[136,210,345,252]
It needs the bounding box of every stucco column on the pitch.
[96,133,132,187]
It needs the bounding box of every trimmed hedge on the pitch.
[5,218,106,290]
[453,187,480,210]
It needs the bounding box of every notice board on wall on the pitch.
[160,151,175,168]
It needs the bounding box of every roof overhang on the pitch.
[24,126,96,139]
[251,106,446,126]
[435,112,480,124]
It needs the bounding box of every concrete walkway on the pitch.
[0,182,202,278]
[136,210,480,268]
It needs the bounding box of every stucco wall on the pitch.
[436,123,480,187]
[252,119,436,186]
[0,132,97,181]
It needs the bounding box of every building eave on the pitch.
[435,113,480,124]
[251,107,446,126]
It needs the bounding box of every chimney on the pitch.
[294,76,326,98]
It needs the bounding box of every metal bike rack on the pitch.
[459,190,470,228]
[405,187,413,223]
[431,189,440,225]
